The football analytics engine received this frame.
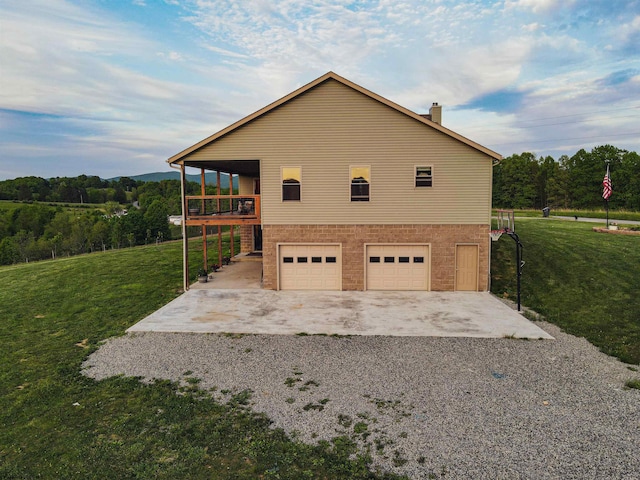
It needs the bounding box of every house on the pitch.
[168,72,501,292]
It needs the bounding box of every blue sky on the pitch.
[1,0,639,180]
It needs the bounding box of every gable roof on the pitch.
[168,71,502,165]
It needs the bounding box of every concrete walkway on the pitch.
[128,289,553,339]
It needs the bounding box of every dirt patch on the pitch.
[592,227,640,236]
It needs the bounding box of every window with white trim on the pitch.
[415,166,433,187]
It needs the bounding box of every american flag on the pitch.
[602,164,612,200]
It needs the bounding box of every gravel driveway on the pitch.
[83,321,640,479]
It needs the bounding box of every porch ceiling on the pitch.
[183,159,260,177]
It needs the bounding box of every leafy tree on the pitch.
[113,186,127,204]
[44,211,73,242]
[546,156,570,208]
[109,217,125,249]
[0,237,19,265]
[610,150,640,210]
[90,220,110,252]
[14,230,34,263]
[144,199,170,241]
[121,209,147,245]
[11,204,56,238]
[492,152,539,208]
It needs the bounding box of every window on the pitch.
[399,257,410,263]
[350,166,370,201]
[369,256,381,263]
[414,256,424,263]
[312,257,322,263]
[297,257,308,263]
[415,166,433,187]
[384,256,395,263]
[326,257,337,263]
[282,167,301,201]
[283,257,294,263]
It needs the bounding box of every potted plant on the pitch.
[197,268,208,283]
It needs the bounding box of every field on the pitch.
[0,240,400,479]
[491,218,640,364]
[495,208,640,222]
[0,199,107,213]
[1,217,639,478]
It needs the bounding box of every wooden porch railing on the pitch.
[184,194,261,225]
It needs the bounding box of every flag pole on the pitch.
[603,161,611,228]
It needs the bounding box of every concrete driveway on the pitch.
[128,289,553,339]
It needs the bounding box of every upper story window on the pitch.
[350,166,370,201]
[415,166,433,187]
[282,167,301,201]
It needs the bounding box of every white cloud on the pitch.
[522,22,542,32]
[505,0,573,14]
[1,0,639,179]
[616,15,640,42]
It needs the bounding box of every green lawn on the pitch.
[491,218,640,364]
[2,218,638,477]
[0,240,400,479]
[495,208,640,222]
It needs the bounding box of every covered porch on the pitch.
[173,158,262,291]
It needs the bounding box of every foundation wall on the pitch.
[262,224,489,291]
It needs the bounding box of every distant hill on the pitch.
[108,171,237,187]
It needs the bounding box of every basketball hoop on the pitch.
[490,230,503,241]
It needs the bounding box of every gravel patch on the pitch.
[83,322,640,479]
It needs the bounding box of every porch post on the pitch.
[217,171,223,266]
[180,163,189,291]
[201,168,208,271]
[229,173,235,258]
[230,225,235,257]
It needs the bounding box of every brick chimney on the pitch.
[429,102,442,125]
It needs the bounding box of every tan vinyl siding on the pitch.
[238,176,254,195]
[185,79,492,225]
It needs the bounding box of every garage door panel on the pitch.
[279,245,341,290]
[366,245,429,291]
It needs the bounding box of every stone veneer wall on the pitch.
[262,224,489,291]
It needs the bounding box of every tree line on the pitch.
[0,201,173,265]
[493,145,640,210]
[0,177,230,265]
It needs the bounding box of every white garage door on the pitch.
[366,244,430,291]
[279,244,341,290]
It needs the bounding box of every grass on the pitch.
[625,379,640,390]
[0,240,402,479]
[0,199,108,213]
[495,208,640,222]
[491,218,640,364]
